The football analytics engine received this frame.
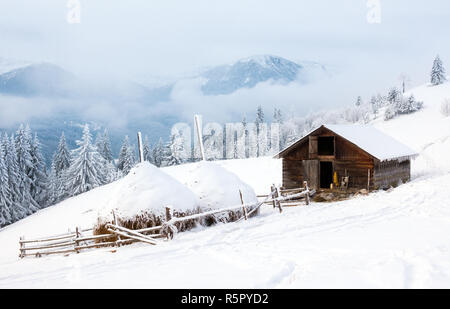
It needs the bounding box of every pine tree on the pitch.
[355,96,363,107]
[164,134,183,166]
[29,133,48,207]
[46,163,60,206]
[50,132,71,204]
[52,132,71,177]
[255,105,264,127]
[152,138,164,167]
[117,136,135,174]
[370,96,378,114]
[143,135,152,163]
[431,55,447,86]
[96,129,113,163]
[117,136,129,171]
[387,88,401,105]
[15,125,39,213]
[242,116,248,158]
[101,129,114,163]
[65,124,106,197]
[0,139,12,227]
[6,134,27,221]
[95,132,103,155]
[255,106,265,157]
[273,108,283,124]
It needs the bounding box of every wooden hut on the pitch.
[274,124,418,191]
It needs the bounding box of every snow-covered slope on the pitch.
[0,81,449,288]
[373,81,450,175]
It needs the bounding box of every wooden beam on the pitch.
[107,228,158,246]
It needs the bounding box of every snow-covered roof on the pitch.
[275,124,418,162]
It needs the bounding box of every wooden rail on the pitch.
[20,183,315,259]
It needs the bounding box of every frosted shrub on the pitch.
[384,106,396,121]
[441,99,450,117]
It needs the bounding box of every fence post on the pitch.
[239,190,248,220]
[19,236,24,258]
[304,181,310,205]
[165,206,175,240]
[112,210,121,247]
[271,184,277,209]
[165,206,173,222]
[74,227,80,253]
[276,186,283,213]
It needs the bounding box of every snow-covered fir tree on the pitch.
[0,140,12,227]
[97,129,114,163]
[241,116,248,158]
[355,96,363,107]
[255,106,265,157]
[441,99,450,117]
[143,135,152,163]
[117,135,135,175]
[387,88,401,105]
[52,132,71,177]
[6,134,28,221]
[164,133,185,166]
[431,55,447,86]
[152,138,165,167]
[370,96,379,114]
[65,125,107,197]
[273,108,283,124]
[28,133,48,207]
[49,132,71,204]
[14,125,39,213]
[95,132,103,155]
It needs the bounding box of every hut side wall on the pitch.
[282,159,304,189]
[373,159,411,189]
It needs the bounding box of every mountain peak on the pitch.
[200,55,319,95]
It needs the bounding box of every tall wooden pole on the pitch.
[137,132,144,163]
[194,115,206,161]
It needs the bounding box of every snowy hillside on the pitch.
[373,81,450,175]
[0,81,449,288]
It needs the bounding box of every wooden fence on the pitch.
[19,182,314,259]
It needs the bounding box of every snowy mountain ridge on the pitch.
[200,55,326,95]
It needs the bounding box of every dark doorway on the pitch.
[318,136,335,156]
[320,161,333,189]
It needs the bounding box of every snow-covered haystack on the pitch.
[94,162,201,235]
[165,161,259,224]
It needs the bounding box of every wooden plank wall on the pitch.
[283,139,309,189]
[373,159,410,189]
[282,159,304,189]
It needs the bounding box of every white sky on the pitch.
[1,0,450,122]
